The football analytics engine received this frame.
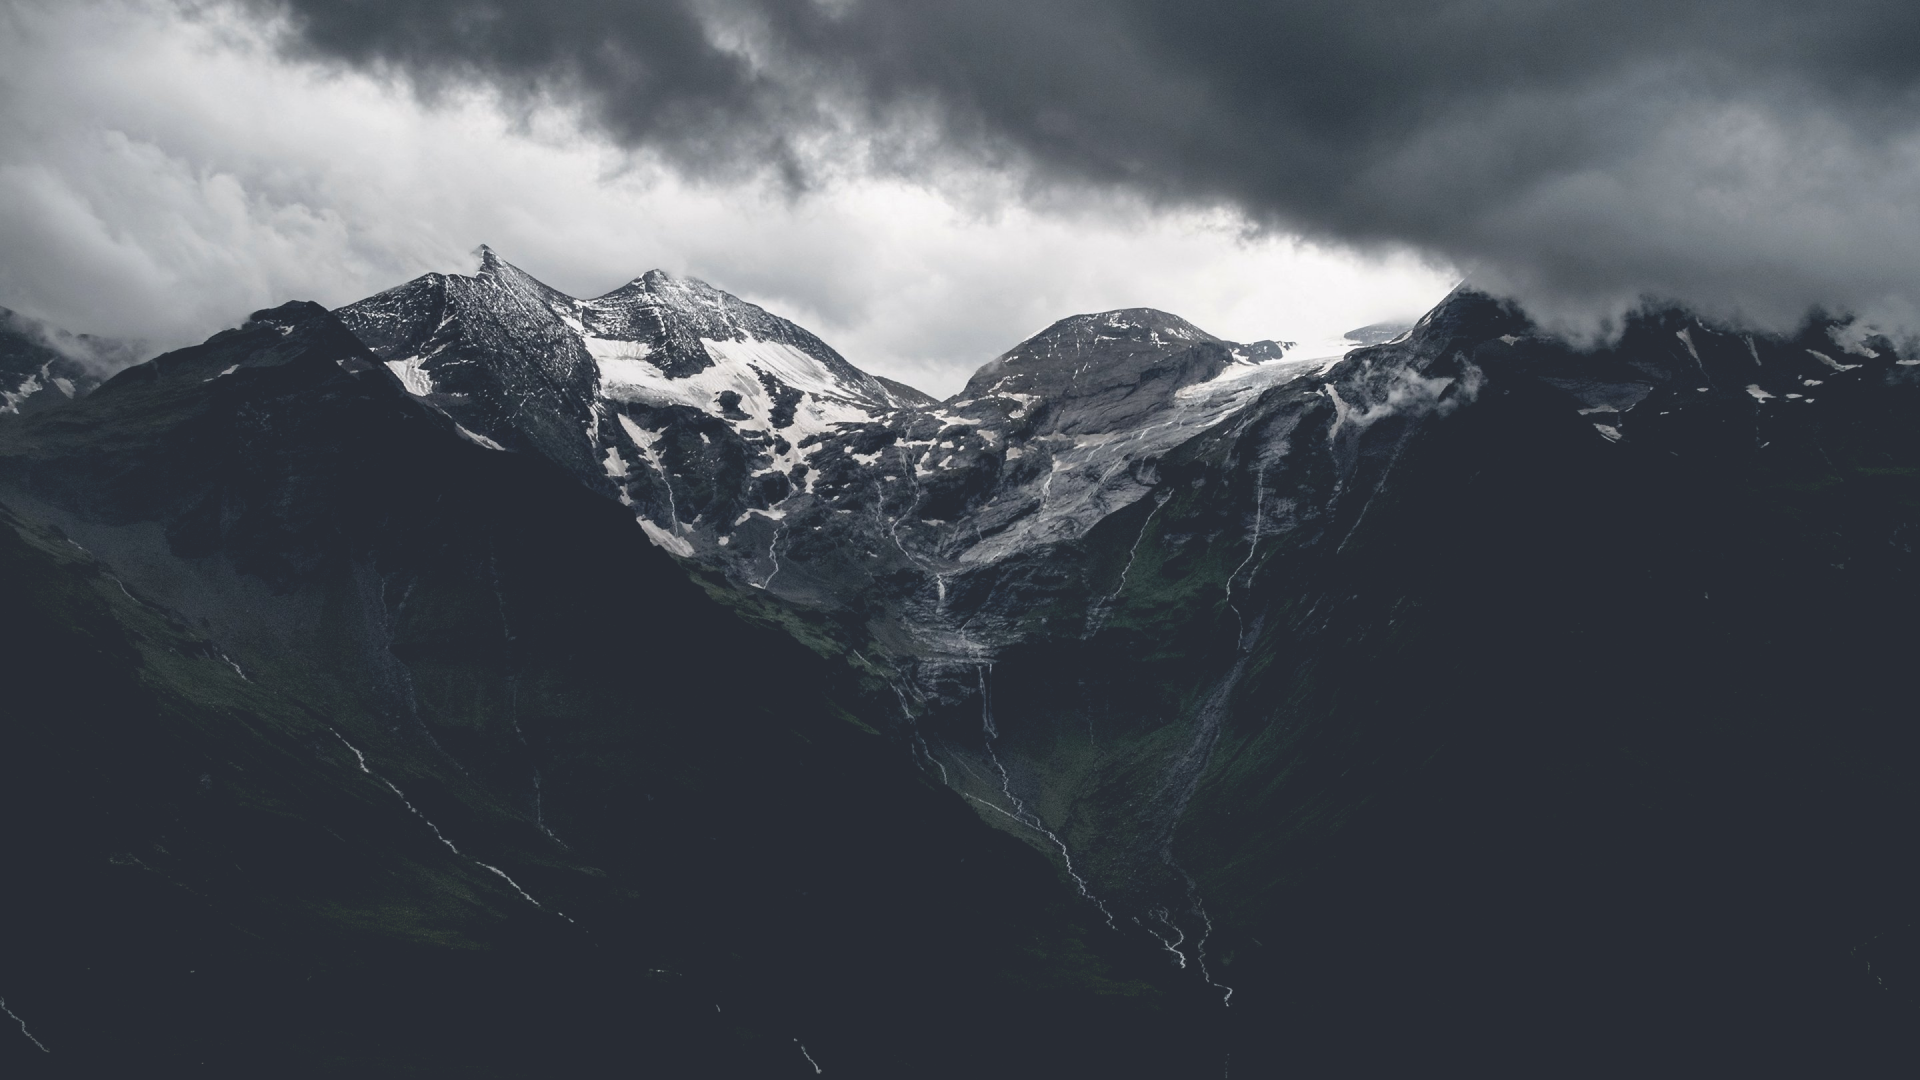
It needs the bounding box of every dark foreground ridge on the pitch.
[0,301,1206,1077]
[2,265,1918,1075]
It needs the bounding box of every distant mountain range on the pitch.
[2,253,1917,1075]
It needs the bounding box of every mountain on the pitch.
[338,254,1920,1068]
[338,253,1313,644]
[3,253,1918,1074]
[0,300,1209,1077]
[0,307,118,416]
[335,248,921,557]
[896,289,1920,1072]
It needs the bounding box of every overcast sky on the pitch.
[4,1,1919,395]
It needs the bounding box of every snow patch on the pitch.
[455,424,507,451]
[1676,327,1702,362]
[386,356,436,396]
[639,518,695,556]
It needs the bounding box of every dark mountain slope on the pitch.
[938,290,1920,1072]
[0,303,1200,1077]
[318,256,1920,1070]
[9,256,1918,1075]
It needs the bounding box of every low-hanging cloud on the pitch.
[240,0,1920,333]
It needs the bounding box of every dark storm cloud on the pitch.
[240,0,1920,327]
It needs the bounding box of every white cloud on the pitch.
[0,0,1454,395]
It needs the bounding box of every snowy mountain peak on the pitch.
[331,253,1343,613]
[953,306,1304,439]
[336,249,935,559]
[578,269,889,406]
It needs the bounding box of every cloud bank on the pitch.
[0,1,1452,394]
[245,0,1920,333]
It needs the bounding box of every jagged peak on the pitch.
[469,245,554,291]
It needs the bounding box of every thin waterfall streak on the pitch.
[1,998,49,1054]
[214,647,250,682]
[1187,888,1235,1007]
[892,682,950,786]
[961,791,1107,926]
[886,445,938,583]
[972,666,1115,929]
[474,860,572,923]
[756,522,786,590]
[513,691,568,851]
[964,791,1029,824]
[1146,908,1190,969]
[332,730,572,923]
[977,664,996,739]
[106,573,139,606]
[1090,491,1168,631]
[1113,493,1168,599]
[531,770,569,850]
[1225,462,1267,650]
[335,730,371,773]
[379,776,462,857]
[795,1039,824,1074]
[642,423,682,533]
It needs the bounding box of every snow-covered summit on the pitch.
[951,306,1302,439]
[337,249,932,558]
[961,308,1227,399]
[333,254,1332,640]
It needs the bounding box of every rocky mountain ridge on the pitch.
[336,251,1314,657]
